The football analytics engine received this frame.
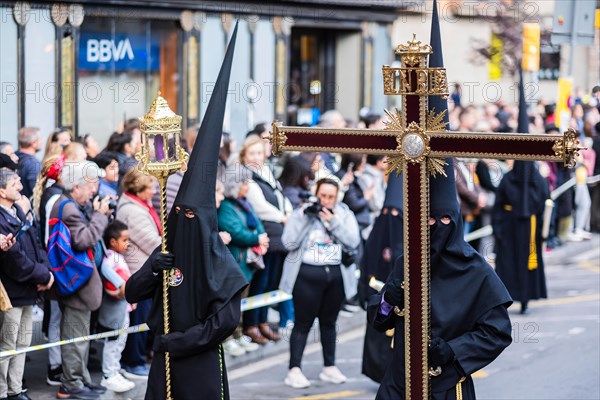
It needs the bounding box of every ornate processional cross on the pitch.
[269,36,580,399]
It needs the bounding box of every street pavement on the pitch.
[22,234,599,399]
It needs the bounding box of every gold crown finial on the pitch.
[395,34,432,55]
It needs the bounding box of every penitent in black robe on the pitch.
[492,66,550,307]
[125,22,247,400]
[126,249,242,400]
[492,163,549,304]
[369,4,513,398]
[359,172,404,383]
[368,250,513,400]
[359,211,402,383]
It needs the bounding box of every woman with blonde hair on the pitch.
[240,135,293,342]
[30,152,67,385]
[44,128,72,159]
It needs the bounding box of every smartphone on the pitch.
[347,162,355,172]
[10,212,33,240]
[10,222,31,240]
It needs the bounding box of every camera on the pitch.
[101,196,118,211]
[108,198,118,211]
[304,196,333,218]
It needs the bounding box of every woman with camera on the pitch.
[280,178,360,389]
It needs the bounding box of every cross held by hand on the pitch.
[269,34,581,400]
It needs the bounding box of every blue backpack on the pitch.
[47,200,95,296]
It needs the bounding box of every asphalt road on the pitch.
[22,235,599,399]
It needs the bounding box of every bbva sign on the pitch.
[86,38,134,63]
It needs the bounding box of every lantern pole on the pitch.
[136,92,189,400]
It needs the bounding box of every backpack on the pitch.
[47,199,95,296]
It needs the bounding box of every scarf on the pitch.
[235,197,259,230]
[125,192,163,235]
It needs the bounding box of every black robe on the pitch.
[368,252,513,400]
[359,210,403,383]
[492,164,549,303]
[126,249,242,400]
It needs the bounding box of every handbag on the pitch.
[341,247,358,268]
[0,279,12,311]
[47,200,95,296]
[246,245,265,270]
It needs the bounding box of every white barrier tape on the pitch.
[464,225,494,242]
[0,290,292,358]
[0,324,149,358]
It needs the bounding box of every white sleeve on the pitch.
[246,181,285,223]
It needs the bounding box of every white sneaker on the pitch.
[236,336,260,352]
[101,373,135,393]
[284,367,311,389]
[574,229,593,240]
[566,232,584,242]
[223,339,246,357]
[319,366,347,384]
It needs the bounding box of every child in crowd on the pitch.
[94,152,120,199]
[98,220,136,393]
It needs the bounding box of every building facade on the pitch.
[0,0,401,148]
[1,1,597,150]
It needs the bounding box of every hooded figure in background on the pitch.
[492,68,549,315]
[359,172,403,383]
[367,3,513,398]
[126,23,247,400]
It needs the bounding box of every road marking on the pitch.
[288,391,366,400]
[229,327,365,381]
[568,327,585,335]
[576,261,600,273]
[509,294,600,309]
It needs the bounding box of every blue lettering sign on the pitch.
[79,32,159,71]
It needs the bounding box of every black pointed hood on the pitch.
[165,22,247,331]
[360,171,404,304]
[173,22,239,212]
[428,0,460,223]
[426,0,512,343]
[501,67,546,217]
[383,171,403,210]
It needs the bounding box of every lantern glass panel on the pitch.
[153,134,166,162]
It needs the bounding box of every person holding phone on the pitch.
[0,154,54,400]
[280,178,360,388]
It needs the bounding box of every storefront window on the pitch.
[78,17,180,147]
[0,7,19,145]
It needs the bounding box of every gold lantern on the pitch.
[136,92,189,400]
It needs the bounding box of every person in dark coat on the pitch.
[368,4,513,398]
[0,154,54,400]
[492,69,549,315]
[359,172,403,383]
[126,23,247,400]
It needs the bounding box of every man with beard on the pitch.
[367,3,513,398]
[125,23,247,400]
[492,69,549,315]
[359,172,403,383]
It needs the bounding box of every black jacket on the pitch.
[0,204,52,307]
